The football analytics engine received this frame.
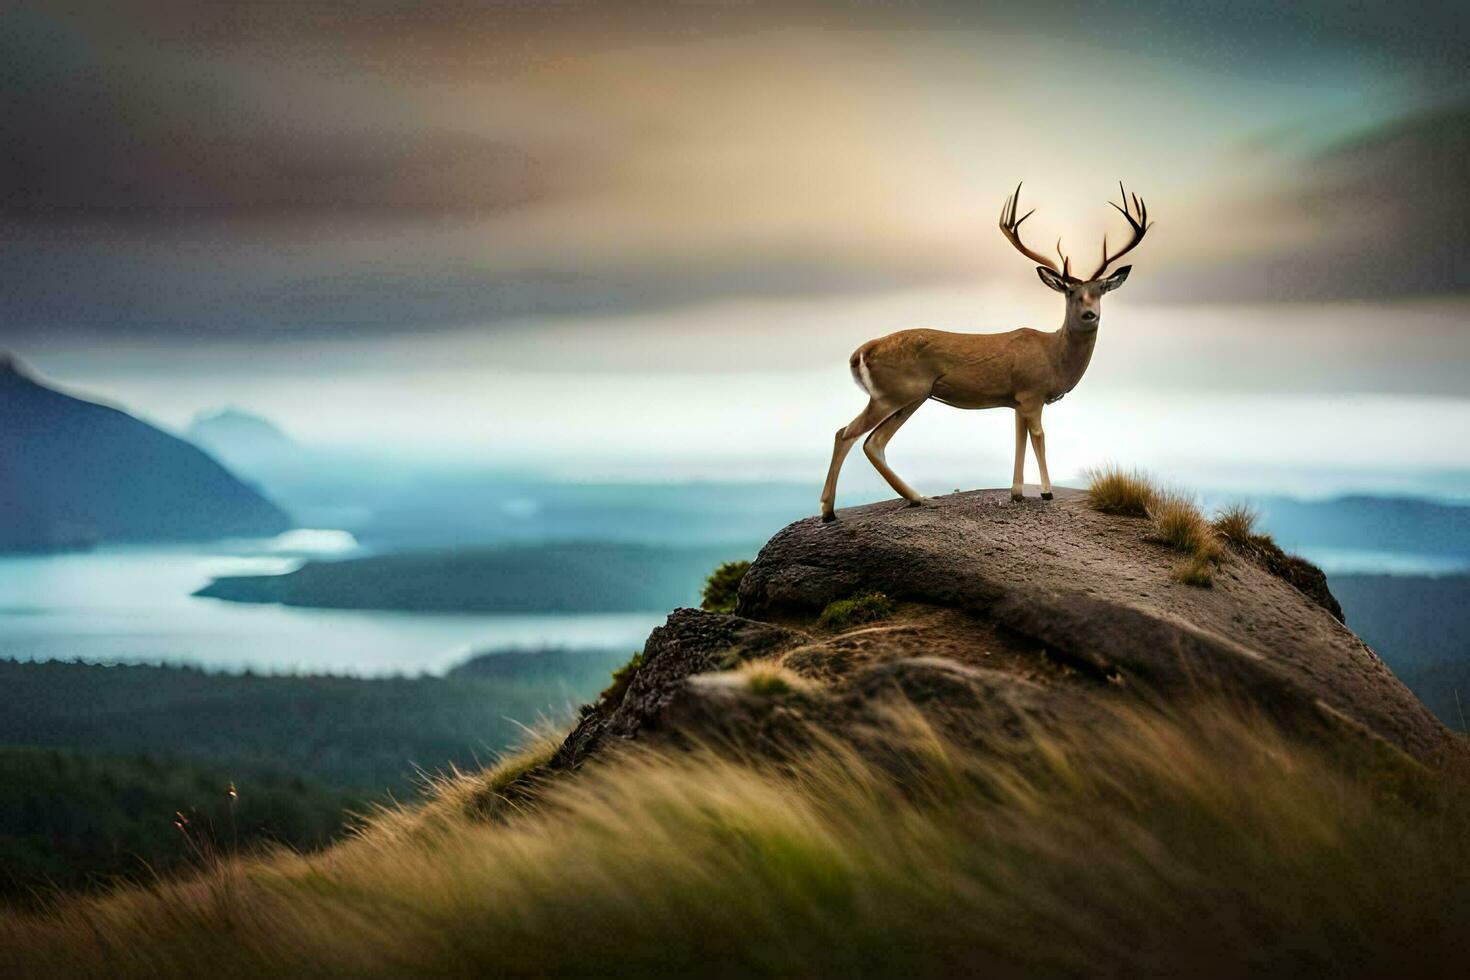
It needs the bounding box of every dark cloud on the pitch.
[4,1,1469,346]
[0,8,576,216]
[1144,99,1470,302]
[0,217,959,341]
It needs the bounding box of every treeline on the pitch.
[0,655,627,793]
[0,651,629,906]
[0,746,353,905]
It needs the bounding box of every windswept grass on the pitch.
[4,699,1467,977]
[365,722,567,836]
[701,560,751,614]
[1083,464,1157,516]
[818,592,895,629]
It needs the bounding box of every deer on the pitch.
[819,182,1152,522]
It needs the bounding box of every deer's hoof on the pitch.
[1011,491,1024,502]
[906,496,932,508]
[1041,492,1054,501]
[821,510,837,523]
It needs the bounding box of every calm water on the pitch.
[0,542,664,676]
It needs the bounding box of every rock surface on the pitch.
[557,488,1448,772]
[550,610,803,769]
[740,488,1444,761]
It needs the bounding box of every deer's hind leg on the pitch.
[864,397,928,506]
[820,398,904,522]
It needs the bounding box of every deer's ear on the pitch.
[1036,267,1070,293]
[1099,265,1132,292]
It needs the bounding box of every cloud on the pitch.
[4,2,1468,346]
[1143,99,1470,302]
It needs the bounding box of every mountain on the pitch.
[0,355,291,550]
[185,407,295,470]
[7,486,1466,976]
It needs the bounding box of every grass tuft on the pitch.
[1172,553,1217,587]
[1084,464,1158,517]
[701,561,751,614]
[1212,503,1263,548]
[737,659,811,697]
[818,592,895,630]
[1147,490,1217,555]
[1140,490,1223,587]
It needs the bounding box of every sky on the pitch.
[4,1,1469,492]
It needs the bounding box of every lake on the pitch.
[4,524,1462,680]
[0,542,665,676]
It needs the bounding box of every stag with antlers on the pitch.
[818,182,1152,521]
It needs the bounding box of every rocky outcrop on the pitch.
[550,610,804,769]
[553,488,1449,773]
[741,488,1444,761]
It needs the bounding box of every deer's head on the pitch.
[999,182,1153,333]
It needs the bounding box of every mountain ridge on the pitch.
[0,357,292,551]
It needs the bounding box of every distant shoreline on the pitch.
[192,540,753,613]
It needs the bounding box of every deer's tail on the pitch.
[849,346,875,395]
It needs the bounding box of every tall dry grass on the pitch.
[1083,464,1157,516]
[1212,502,1263,548]
[4,699,1467,978]
[364,720,566,836]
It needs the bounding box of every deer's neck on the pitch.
[1051,321,1098,395]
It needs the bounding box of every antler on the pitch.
[999,182,1068,277]
[1086,181,1153,281]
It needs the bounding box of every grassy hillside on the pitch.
[3,699,1466,976]
[6,490,1470,972]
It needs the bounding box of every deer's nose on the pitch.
[1080,310,1098,322]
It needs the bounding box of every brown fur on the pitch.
[819,282,1115,521]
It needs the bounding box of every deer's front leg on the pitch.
[1027,409,1054,501]
[1011,409,1027,501]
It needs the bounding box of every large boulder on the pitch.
[549,488,1448,777]
[737,488,1445,762]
